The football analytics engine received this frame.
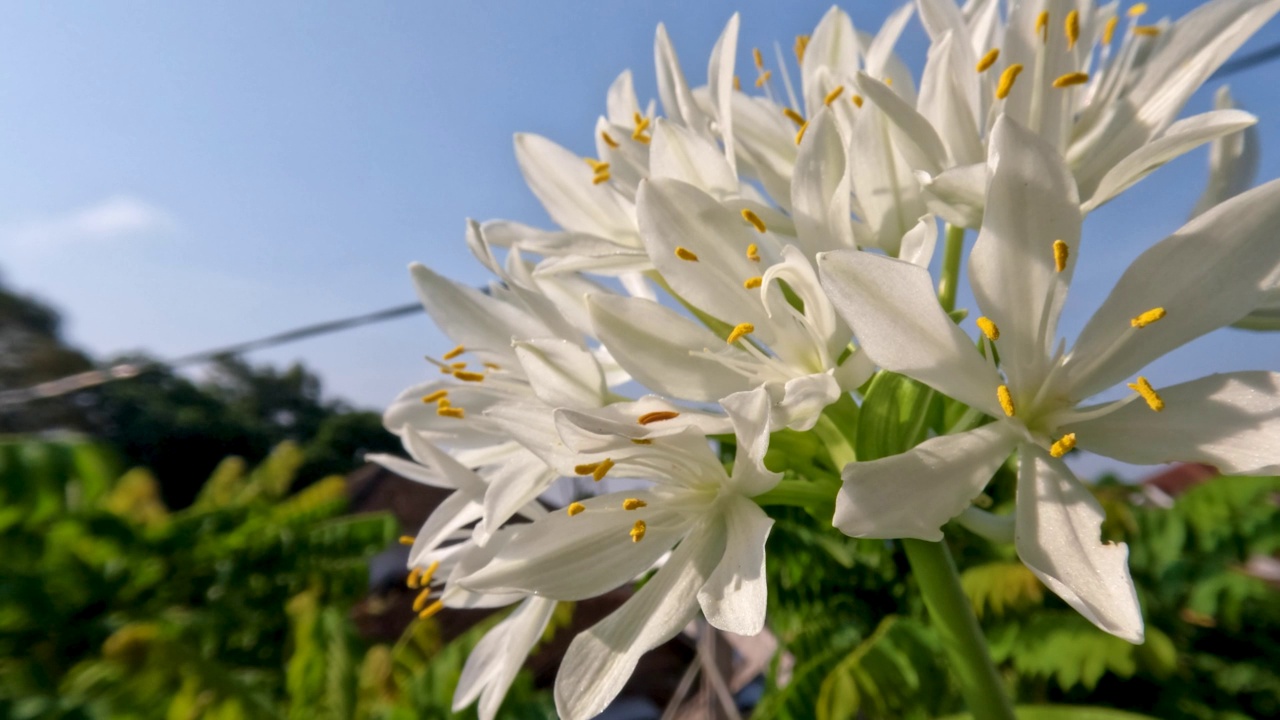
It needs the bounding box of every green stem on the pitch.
[937,224,965,313]
[812,414,856,469]
[753,477,839,509]
[902,538,1015,720]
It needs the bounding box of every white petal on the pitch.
[513,133,637,241]
[767,372,842,433]
[383,380,508,446]
[791,108,855,257]
[514,339,607,409]
[848,100,926,254]
[474,455,560,546]
[554,396,732,449]
[605,70,641,128]
[654,23,708,132]
[834,423,1017,541]
[1015,444,1144,643]
[454,596,558,720]
[587,293,752,404]
[410,491,484,566]
[1192,86,1260,218]
[917,164,985,229]
[818,250,1004,417]
[722,387,782,496]
[898,214,938,268]
[916,32,983,167]
[863,4,917,102]
[855,72,947,175]
[730,93,798,210]
[1063,178,1280,398]
[802,7,860,115]
[1068,371,1280,475]
[400,430,488,496]
[707,13,739,177]
[649,120,737,199]
[698,497,773,636]
[969,115,1082,394]
[1083,109,1258,212]
[554,521,724,720]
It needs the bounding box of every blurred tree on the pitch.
[0,276,94,433]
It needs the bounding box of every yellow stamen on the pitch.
[794,122,809,145]
[997,385,1016,417]
[567,502,586,517]
[755,70,773,88]
[407,568,422,589]
[398,535,415,546]
[484,362,501,370]
[824,86,845,105]
[752,47,764,69]
[633,132,651,145]
[574,461,601,476]
[1130,307,1166,329]
[412,588,433,612]
[1128,3,1149,17]
[601,131,619,148]
[632,112,649,131]
[976,48,1000,72]
[630,438,653,445]
[1065,10,1080,49]
[591,458,614,482]
[996,64,1024,99]
[418,599,444,619]
[746,243,761,262]
[976,316,1001,342]
[436,397,450,409]
[1052,71,1090,88]
[442,344,465,360]
[1050,433,1077,458]
[638,410,679,425]
[727,322,755,344]
[1103,16,1120,45]
[629,520,647,543]
[1133,25,1160,37]
[592,172,611,185]
[1053,239,1069,273]
[733,75,741,91]
[450,361,467,369]
[584,158,608,172]
[622,498,647,510]
[741,209,767,233]
[1036,11,1050,41]
[782,107,806,126]
[794,35,810,64]
[437,406,465,419]
[1127,376,1165,412]
[419,560,440,587]
[421,390,448,404]
[851,94,864,108]
[453,370,485,382]
[674,246,699,262]
[743,276,763,290]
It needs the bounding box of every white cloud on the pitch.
[0,195,175,249]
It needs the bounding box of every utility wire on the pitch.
[5,36,1280,409]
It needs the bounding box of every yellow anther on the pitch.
[412,588,432,612]
[824,86,845,105]
[450,361,467,369]
[437,406,466,419]
[442,344,465,360]
[584,158,608,172]
[727,322,755,344]
[1128,3,1149,17]
[418,599,444,619]
[1133,25,1160,37]
[638,410,680,425]
[601,131,619,148]
[976,48,1000,73]
[629,520,647,543]
[421,389,448,404]
[632,111,647,129]
[1036,11,1050,41]
[633,132,651,145]
[592,172,611,185]
[398,535,415,546]
[1053,239,1069,273]
[1065,10,1080,49]
[1127,376,1165,412]
[851,94,864,108]
[794,122,809,145]
[976,316,1001,342]
[453,370,485,382]
[483,362,501,370]
[795,35,810,64]
[733,75,741,91]
[782,107,806,126]
[436,397,450,409]
[997,385,1016,417]
[755,70,773,88]
[573,461,601,476]
[1103,16,1120,45]
[741,209,767,233]
[996,64,1024,99]
[674,246,699,262]
[622,498,647,510]
[743,276,763,290]
[1049,433,1077,458]
[746,243,761,262]
[567,502,586,517]
[630,438,653,445]
[1052,71,1090,88]
[592,458,614,482]
[752,47,764,69]
[407,568,423,589]
[1130,307,1167,328]
[419,560,440,587]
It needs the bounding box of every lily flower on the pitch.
[818,116,1280,642]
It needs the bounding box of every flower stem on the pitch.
[937,224,965,313]
[901,537,1014,720]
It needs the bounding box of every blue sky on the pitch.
[2,1,1278,477]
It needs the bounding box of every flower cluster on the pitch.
[380,1,1280,718]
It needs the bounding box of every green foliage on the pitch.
[815,615,950,720]
[855,371,942,461]
[961,562,1044,619]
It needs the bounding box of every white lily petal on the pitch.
[454,596,558,720]
[605,70,641,128]
[707,13,739,177]
[722,387,783,496]
[513,133,636,241]
[655,23,708,133]
[818,249,1004,417]
[1192,87,1260,219]
[1064,178,1280,399]
[1015,444,1144,643]
[1083,109,1258,212]
[383,381,508,446]
[475,454,560,546]
[802,7,860,115]
[791,108,855,256]
[970,115,1082,395]
[899,214,938,268]
[917,31,982,167]
[410,491,484,566]
[588,293,752,403]
[555,396,732,450]
[365,451,455,491]
[768,372,842,433]
[848,101,927,254]
[698,497,773,636]
[400,430,488,496]
[731,93,798,210]
[1069,371,1280,475]
[649,120,738,199]
[514,339,607,409]
[856,72,947,176]
[554,521,724,720]
[834,423,1017,541]
[863,4,918,103]
[917,164,985,229]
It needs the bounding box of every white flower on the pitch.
[457,388,780,719]
[452,595,559,720]
[818,115,1280,643]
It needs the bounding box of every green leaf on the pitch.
[855,371,940,462]
[959,562,1044,618]
[939,706,1163,720]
